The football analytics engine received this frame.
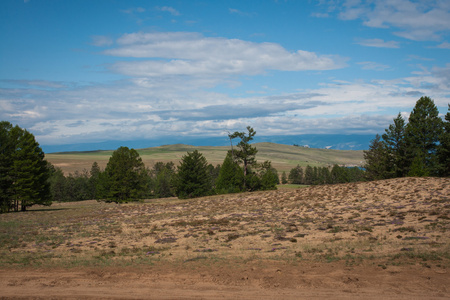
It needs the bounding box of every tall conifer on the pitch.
[382,113,407,178]
[438,104,450,176]
[405,97,443,176]
[176,150,212,199]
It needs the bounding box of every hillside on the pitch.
[46,142,364,174]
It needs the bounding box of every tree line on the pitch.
[283,164,365,185]
[1,124,279,211]
[50,126,278,203]
[364,97,449,180]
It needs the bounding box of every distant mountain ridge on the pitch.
[42,134,375,153]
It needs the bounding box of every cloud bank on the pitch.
[103,32,346,79]
[335,0,450,41]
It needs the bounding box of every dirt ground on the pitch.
[1,177,449,299]
[1,260,449,299]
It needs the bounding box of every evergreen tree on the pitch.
[97,146,148,203]
[330,164,348,183]
[68,170,91,201]
[382,113,407,178]
[437,104,450,177]
[318,166,331,184]
[12,127,51,211]
[207,163,221,191]
[281,171,288,184]
[245,166,262,191]
[258,160,278,190]
[364,134,390,181]
[347,167,366,182]
[229,126,258,190]
[0,121,14,212]
[405,96,443,176]
[288,165,303,184]
[313,167,320,184]
[89,162,101,199]
[0,122,51,212]
[152,162,176,198]
[48,165,68,202]
[408,152,429,177]
[215,152,244,194]
[304,165,314,185]
[176,150,212,199]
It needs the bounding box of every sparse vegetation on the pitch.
[0,177,448,269]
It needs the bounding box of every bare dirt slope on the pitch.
[1,177,449,299]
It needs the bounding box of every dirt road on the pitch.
[1,260,448,299]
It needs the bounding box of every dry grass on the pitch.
[45,142,364,174]
[0,177,448,270]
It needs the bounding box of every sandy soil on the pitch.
[1,261,448,299]
[1,177,449,299]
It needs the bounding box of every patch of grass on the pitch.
[394,226,416,233]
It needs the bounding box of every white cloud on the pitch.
[311,12,329,18]
[436,42,450,49]
[229,8,254,17]
[3,62,449,146]
[121,7,146,14]
[356,38,400,48]
[104,32,346,78]
[156,6,180,16]
[407,55,434,61]
[91,35,113,47]
[0,79,68,89]
[357,61,390,71]
[323,0,450,41]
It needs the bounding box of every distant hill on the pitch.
[42,134,375,153]
[46,142,365,175]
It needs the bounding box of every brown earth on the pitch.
[1,177,449,299]
[1,260,449,299]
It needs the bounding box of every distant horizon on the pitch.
[41,133,374,153]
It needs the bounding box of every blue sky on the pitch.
[1,0,449,150]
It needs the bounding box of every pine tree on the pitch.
[382,113,407,178]
[258,160,278,190]
[437,104,450,177]
[281,171,288,184]
[176,150,212,199]
[330,165,348,183]
[0,121,14,212]
[304,165,314,185]
[89,162,101,199]
[0,122,51,212]
[215,151,244,194]
[363,134,390,181]
[288,165,303,184]
[405,97,443,176]
[408,152,429,177]
[318,167,331,184]
[207,163,221,191]
[153,162,176,198]
[229,126,258,190]
[97,146,148,203]
[48,165,69,202]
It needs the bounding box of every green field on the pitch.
[46,142,364,174]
